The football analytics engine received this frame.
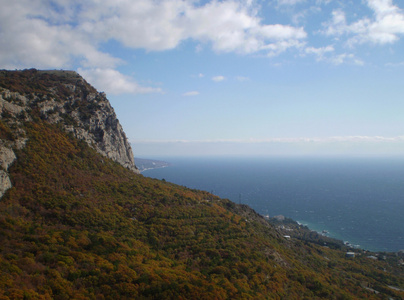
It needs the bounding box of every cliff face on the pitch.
[0,69,139,197]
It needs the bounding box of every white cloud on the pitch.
[3,0,403,86]
[183,91,200,96]
[305,45,334,61]
[78,68,162,95]
[304,44,364,66]
[212,76,226,82]
[0,0,310,93]
[0,1,71,69]
[0,0,121,70]
[0,0,307,64]
[322,9,347,37]
[323,0,404,46]
[252,24,306,40]
[181,0,306,54]
[327,53,365,66]
[264,39,306,57]
[79,0,188,51]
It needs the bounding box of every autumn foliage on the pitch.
[0,71,403,299]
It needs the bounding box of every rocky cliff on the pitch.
[0,69,139,197]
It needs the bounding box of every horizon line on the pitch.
[131,135,404,144]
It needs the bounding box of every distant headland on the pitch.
[134,157,170,172]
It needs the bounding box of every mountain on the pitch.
[0,69,138,180]
[0,69,403,299]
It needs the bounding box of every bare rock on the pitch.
[0,69,140,199]
[0,145,16,170]
[0,170,12,198]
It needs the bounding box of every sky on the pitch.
[1,0,404,157]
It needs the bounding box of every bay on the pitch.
[143,156,404,252]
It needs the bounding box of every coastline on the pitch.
[295,220,362,250]
[141,156,404,253]
[140,165,169,173]
[134,158,171,173]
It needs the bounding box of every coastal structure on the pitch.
[346,252,355,258]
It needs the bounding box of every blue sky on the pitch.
[2,0,404,157]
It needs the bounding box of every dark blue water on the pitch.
[143,156,404,252]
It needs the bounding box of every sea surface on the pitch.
[143,156,404,252]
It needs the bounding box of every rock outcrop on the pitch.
[0,69,139,198]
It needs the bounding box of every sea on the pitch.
[142,156,404,253]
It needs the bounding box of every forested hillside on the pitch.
[0,70,403,299]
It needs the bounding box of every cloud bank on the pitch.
[0,0,308,94]
[1,0,404,94]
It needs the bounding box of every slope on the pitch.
[0,119,402,299]
[0,70,403,299]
